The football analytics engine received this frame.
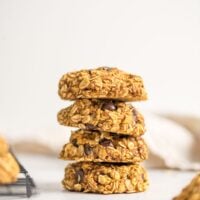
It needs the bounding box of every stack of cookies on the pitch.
[57,67,149,194]
[0,136,19,184]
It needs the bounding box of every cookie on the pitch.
[0,136,9,156]
[60,129,148,163]
[57,99,145,136]
[58,67,147,101]
[62,162,148,194]
[173,173,200,200]
[0,153,20,184]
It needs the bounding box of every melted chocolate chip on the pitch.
[75,169,84,183]
[99,138,113,147]
[85,123,96,130]
[84,144,92,155]
[88,69,92,75]
[102,101,116,111]
[72,139,78,147]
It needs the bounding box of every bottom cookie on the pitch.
[173,173,200,200]
[0,153,20,184]
[62,162,148,194]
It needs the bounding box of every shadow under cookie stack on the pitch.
[57,67,149,194]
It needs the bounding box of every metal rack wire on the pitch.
[0,152,36,198]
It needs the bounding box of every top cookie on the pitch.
[58,67,147,101]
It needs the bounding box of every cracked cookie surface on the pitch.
[173,174,200,200]
[0,153,20,184]
[57,99,145,136]
[58,67,147,101]
[62,162,148,194]
[60,129,148,163]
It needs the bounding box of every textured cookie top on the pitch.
[0,136,9,156]
[173,174,200,200]
[63,162,148,194]
[57,99,145,136]
[60,129,148,163]
[58,67,147,101]
[0,153,20,184]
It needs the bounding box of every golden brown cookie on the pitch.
[0,136,9,156]
[0,153,20,184]
[60,129,148,163]
[58,67,147,101]
[173,173,200,200]
[62,162,148,194]
[57,99,145,136]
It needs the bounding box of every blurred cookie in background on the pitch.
[0,136,20,184]
[173,173,200,200]
[0,136,9,156]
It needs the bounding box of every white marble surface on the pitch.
[0,154,197,200]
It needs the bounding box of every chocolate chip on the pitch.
[85,123,96,130]
[84,144,92,155]
[102,101,116,111]
[99,66,112,71]
[99,138,113,147]
[75,169,84,183]
[88,69,92,75]
[72,139,78,147]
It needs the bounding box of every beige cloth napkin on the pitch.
[144,112,200,170]
[2,112,200,170]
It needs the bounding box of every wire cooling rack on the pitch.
[0,152,36,198]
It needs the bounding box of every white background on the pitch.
[0,0,200,136]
